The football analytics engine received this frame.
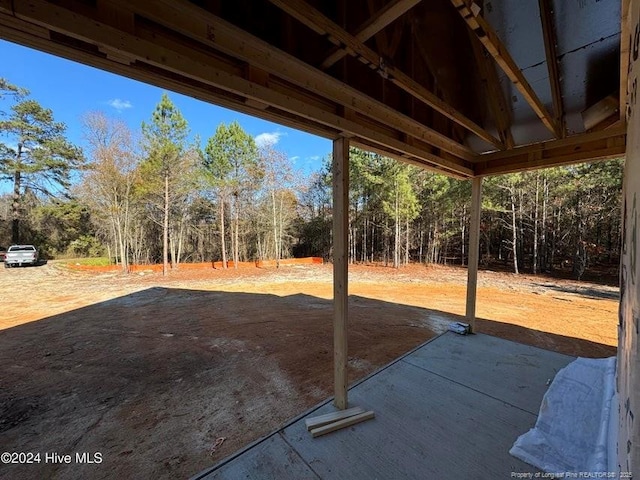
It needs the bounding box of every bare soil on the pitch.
[0,262,618,479]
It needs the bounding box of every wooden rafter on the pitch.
[451,0,561,138]
[0,0,474,177]
[322,0,420,69]
[468,33,514,148]
[475,128,626,175]
[366,0,390,58]
[97,0,476,162]
[268,0,504,149]
[352,139,470,180]
[538,0,565,138]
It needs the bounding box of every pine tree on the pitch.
[0,96,84,243]
[203,121,259,268]
[140,93,190,275]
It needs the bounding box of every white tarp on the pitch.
[510,357,617,474]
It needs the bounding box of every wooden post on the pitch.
[333,137,349,410]
[465,176,483,332]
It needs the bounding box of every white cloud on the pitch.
[255,131,284,147]
[107,99,133,112]
[308,155,321,161]
[290,156,300,162]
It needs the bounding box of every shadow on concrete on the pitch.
[0,287,617,479]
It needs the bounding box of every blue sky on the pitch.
[0,39,331,179]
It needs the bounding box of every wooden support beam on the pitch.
[104,0,477,161]
[351,139,470,179]
[465,177,482,332]
[322,0,420,68]
[538,0,565,137]
[582,95,619,131]
[310,411,375,438]
[4,0,472,176]
[468,33,513,148]
[451,0,561,138]
[475,129,626,175]
[305,406,365,431]
[332,137,349,410]
[620,0,631,123]
[268,0,503,149]
[366,0,391,58]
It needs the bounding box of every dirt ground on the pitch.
[0,262,618,479]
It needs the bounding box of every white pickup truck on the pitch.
[4,245,39,268]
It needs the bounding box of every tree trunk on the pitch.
[541,178,548,272]
[11,147,22,244]
[169,228,177,268]
[461,205,466,266]
[116,216,127,273]
[176,217,185,266]
[518,188,524,271]
[384,218,389,267]
[219,198,227,269]
[393,181,400,269]
[233,194,239,268]
[278,193,284,261]
[533,174,539,274]
[511,189,519,275]
[162,173,169,276]
[272,189,278,265]
[370,216,375,262]
[405,216,410,266]
[122,183,131,272]
[363,216,367,263]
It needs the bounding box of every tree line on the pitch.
[294,150,622,279]
[0,78,623,279]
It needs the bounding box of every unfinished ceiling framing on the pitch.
[0,0,627,178]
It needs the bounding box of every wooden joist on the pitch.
[538,0,565,138]
[268,0,503,149]
[475,128,626,175]
[582,95,620,131]
[102,0,477,162]
[451,0,561,139]
[305,406,366,431]
[310,411,376,438]
[322,0,420,68]
[352,139,471,180]
[1,0,473,177]
[468,33,513,148]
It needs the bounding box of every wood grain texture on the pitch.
[332,138,349,410]
[310,411,375,438]
[305,406,366,431]
[465,177,482,330]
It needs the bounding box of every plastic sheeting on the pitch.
[510,357,617,474]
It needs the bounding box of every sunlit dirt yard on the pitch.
[0,262,618,479]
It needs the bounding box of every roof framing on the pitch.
[538,0,565,138]
[0,0,626,177]
[321,0,421,69]
[268,0,503,149]
[450,0,561,139]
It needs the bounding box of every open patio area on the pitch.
[194,331,574,479]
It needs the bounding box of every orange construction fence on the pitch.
[66,257,323,272]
